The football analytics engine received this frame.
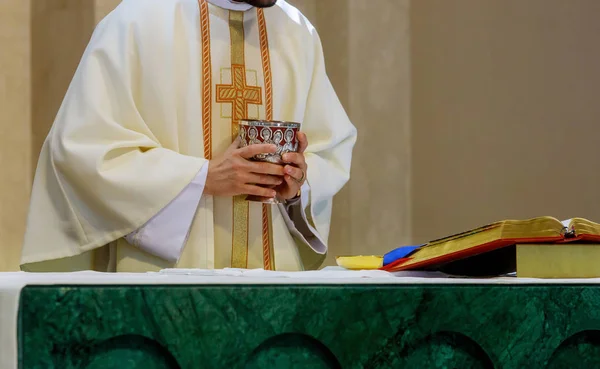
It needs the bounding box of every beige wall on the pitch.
[411,0,600,243]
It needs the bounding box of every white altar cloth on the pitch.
[3,268,600,369]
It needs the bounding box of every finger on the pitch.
[284,165,304,182]
[246,161,285,176]
[225,137,241,155]
[245,173,284,186]
[298,132,308,154]
[282,152,306,169]
[237,144,277,159]
[242,184,277,198]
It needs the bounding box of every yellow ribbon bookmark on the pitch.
[336,255,384,270]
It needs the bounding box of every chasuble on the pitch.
[20,0,356,272]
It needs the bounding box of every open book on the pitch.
[382,216,600,273]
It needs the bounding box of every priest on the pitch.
[20,0,357,273]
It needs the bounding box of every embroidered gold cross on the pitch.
[216,65,262,135]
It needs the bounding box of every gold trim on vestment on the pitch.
[257,8,275,270]
[268,206,276,269]
[212,9,276,269]
[226,11,251,268]
[199,0,213,160]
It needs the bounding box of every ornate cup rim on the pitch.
[240,119,301,129]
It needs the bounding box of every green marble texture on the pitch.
[17,284,600,368]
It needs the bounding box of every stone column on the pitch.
[0,0,101,271]
[286,0,413,262]
[31,1,96,170]
[0,0,32,271]
[344,0,412,257]
[305,0,412,261]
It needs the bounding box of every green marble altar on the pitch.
[17,284,600,368]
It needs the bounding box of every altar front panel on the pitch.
[16,282,600,368]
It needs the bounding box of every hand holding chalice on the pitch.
[238,119,305,204]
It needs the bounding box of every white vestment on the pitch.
[20,0,356,272]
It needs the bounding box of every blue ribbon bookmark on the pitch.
[383,245,425,266]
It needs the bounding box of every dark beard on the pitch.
[240,0,278,8]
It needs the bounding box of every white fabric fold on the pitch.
[125,163,209,262]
